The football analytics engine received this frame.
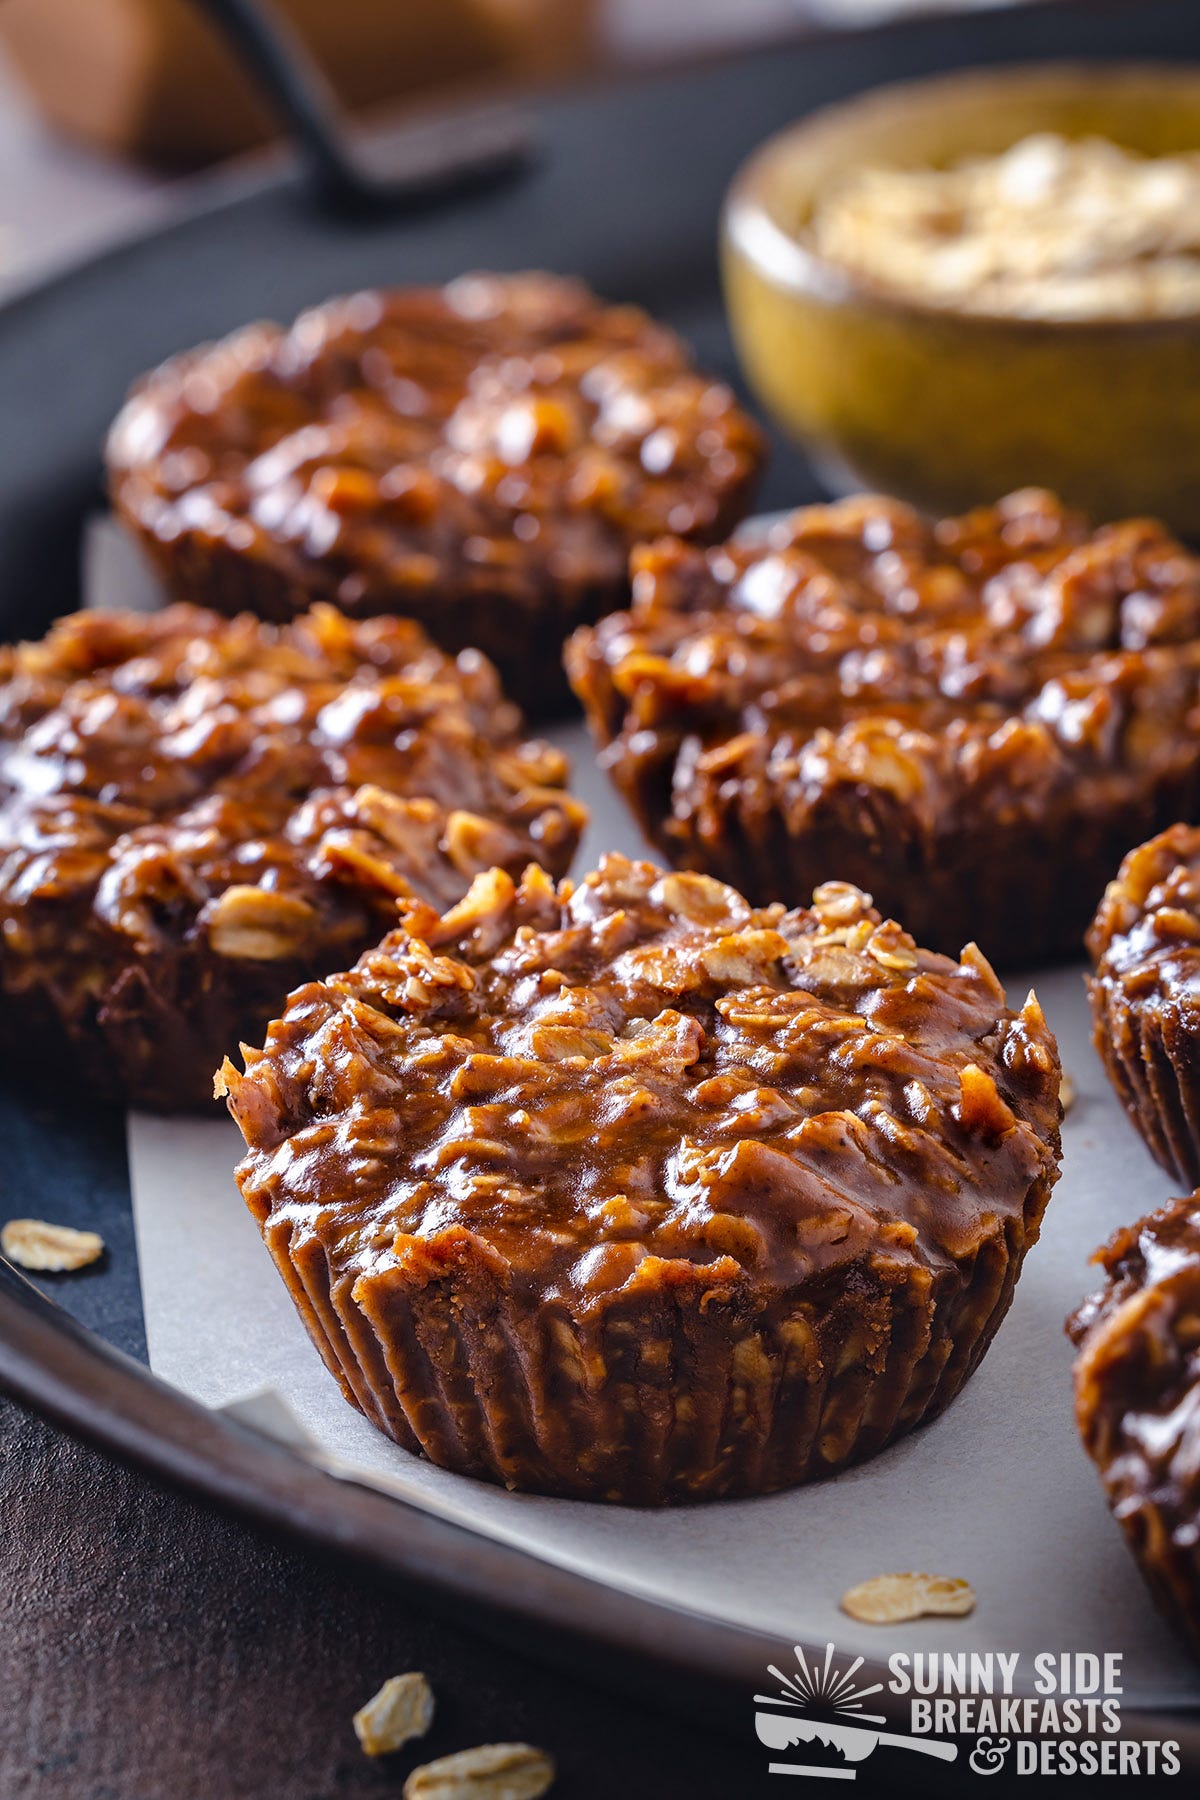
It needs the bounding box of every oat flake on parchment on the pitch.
[841,1572,976,1625]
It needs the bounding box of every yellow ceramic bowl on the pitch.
[721,63,1200,534]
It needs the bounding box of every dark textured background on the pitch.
[2,1396,779,1799]
[5,4,1200,1795]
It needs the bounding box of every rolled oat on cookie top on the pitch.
[107,272,764,718]
[223,855,1062,1505]
[0,602,584,1110]
[567,487,1200,966]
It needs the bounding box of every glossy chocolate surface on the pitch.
[108,274,763,714]
[1088,825,1200,1185]
[0,603,583,1108]
[224,857,1060,1502]
[569,489,1200,963]
[1070,1195,1200,1654]
[227,857,1060,1293]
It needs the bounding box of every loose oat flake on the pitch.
[353,1671,434,1757]
[403,1742,555,1800]
[840,1572,976,1625]
[1060,1073,1076,1113]
[1,1218,105,1273]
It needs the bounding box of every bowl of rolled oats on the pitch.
[722,63,1200,533]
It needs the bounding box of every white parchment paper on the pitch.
[90,518,1199,1706]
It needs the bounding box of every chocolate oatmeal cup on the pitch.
[0,604,584,1111]
[1068,1196,1200,1656]
[567,487,1200,967]
[1087,825,1200,1186]
[107,273,764,719]
[223,856,1062,1505]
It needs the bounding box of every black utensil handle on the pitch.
[189,0,533,213]
[192,0,360,204]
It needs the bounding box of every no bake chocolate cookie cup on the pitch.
[1088,826,1200,1187]
[568,488,1200,965]
[224,856,1062,1504]
[1068,1196,1200,1656]
[107,273,764,718]
[0,604,583,1110]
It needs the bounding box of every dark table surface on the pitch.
[1,1393,783,1800]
